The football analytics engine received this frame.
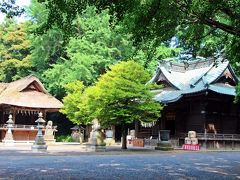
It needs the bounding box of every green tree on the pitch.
[38,0,240,41]
[43,6,134,98]
[61,81,90,125]
[74,61,162,149]
[27,0,65,75]
[38,0,240,62]
[0,18,32,82]
[133,43,182,73]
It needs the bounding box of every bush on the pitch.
[56,135,74,142]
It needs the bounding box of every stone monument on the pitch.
[43,121,56,143]
[31,112,48,152]
[3,114,14,144]
[88,119,106,151]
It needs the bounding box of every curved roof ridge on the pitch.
[228,64,239,83]
[160,67,183,90]
[190,63,214,86]
[203,60,229,85]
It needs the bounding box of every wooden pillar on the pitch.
[31,112,34,124]
[201,99,207,149]
[112,125,115,141]
[1,110,4,124]
[43,110,47,120]
[12,108,16,124]
[134,121,139,138]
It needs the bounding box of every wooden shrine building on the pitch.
[136,56,240,149]
[0,75,63,141]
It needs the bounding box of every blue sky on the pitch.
[0,0,31,23]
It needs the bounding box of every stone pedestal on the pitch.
[31,144,48,152]
[104,130,115,146]
[2,132,15,146]
[44,135,56,144]
[2,133,14,143]
[105,138,115,146]
[89,131,106,144]
[86,144,106,152]
[32,134,48,152]
[155,141,174,151]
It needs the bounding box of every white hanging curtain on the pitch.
[140,121,156,128]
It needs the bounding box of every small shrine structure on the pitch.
[0,75,63,141]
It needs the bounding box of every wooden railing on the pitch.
[177,133,240,141]
[0,124,38,129]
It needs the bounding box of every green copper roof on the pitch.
[151,57,238,104]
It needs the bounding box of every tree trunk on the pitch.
[121,123,127,149]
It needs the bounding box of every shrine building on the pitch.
[135,56,240,149]
[0,75,63,141]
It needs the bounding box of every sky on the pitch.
[0,0,31,23]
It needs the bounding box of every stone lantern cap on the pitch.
[71,125,85,130]
[35,112,46,123]
[71,125,79,130]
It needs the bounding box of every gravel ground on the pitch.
[0,146,239,180]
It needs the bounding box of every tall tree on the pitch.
[27,0,65,74]
[37,0,240,62]
[61,61,162,149]
[0,18,32,82]
[60,81,91,125]
[43,6,134,98]
[38,0,240,40]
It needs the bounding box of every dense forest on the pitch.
[0,0,240,138]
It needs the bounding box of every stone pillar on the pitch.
[31,112,48,152]
[3,114,14,144]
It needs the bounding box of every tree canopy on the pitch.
[61,61,163,149]
[42,6,134,98]
[0,19,32,82]
[37,0,240,39]
[36,0,240,63]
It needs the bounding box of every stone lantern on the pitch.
[31,112,48,152]
[3,114,14,144]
